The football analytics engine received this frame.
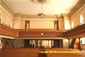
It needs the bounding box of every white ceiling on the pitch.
[4,0,79,15]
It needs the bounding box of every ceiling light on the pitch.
[31,0,49,3]
[38,13,45,18]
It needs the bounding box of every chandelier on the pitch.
[32,0,49,3]
[31,0,49,18]
[38,13,45,18]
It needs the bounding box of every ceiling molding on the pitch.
[69,0,85,16]
[31,0,50,4]
[14,13,57,18]
[0,0,14,16]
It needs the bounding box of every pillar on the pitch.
[31,40,34,48]
[58,17,64,31]
[2,39,5,51]
[13,39,15,48]
[35,40,38,48]
[79,38,82,51]
[68,39,70,48]
[51,40,52,48]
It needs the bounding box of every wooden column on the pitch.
[79,38,82,51]
[2,39,5,51]
[70,39,76,49]
[0,38,2,53]
[56,21,59,30]
[51,40,52,48]
[48,40,49,48]
[54,21,59,30]
[39,40,42,48]
[35,40,38,48]
[31,40,34,48]
[25,21,29,31]
[13,39,15,48]
[68,39,70,48]
[25,21,27,31]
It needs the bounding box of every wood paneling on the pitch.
[16,29,56,32]
[19,31,64,38]
[1,23,85,39]
[65,24,85,38]
[0,24,18,37]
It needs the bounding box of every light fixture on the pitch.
[38,0,45,19]
[31,0,48,18]
[37,0,47,3]
[38,13,45,18]
[31,0,49,3]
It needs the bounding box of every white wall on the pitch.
[0,4,13,28]
[71,4,85,28]
[13,17,57,29]
[30,19,54,29]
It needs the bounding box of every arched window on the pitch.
[72,21,74,29]
[80,14,84,25]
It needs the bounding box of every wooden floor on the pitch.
[0,48,85,57]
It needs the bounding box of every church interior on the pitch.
[0,0,85,57]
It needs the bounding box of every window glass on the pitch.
[72,21,74,29]
[80,14,84,25]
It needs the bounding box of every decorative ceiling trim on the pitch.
[14,13,57,18]
[69,0,85,16]
[31,0,50,4]
[0,0,14,16]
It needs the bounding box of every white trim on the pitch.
[0,35,15,39]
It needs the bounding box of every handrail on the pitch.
[0,22,15,30]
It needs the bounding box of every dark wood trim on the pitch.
[68,39,70,48]
[25,21,30,31]
[12,39,15,48]
[79,38,82,50]
[54,21,59,30]
[19,31,64,38]
[57,21,59,30]
[0,24,18,37]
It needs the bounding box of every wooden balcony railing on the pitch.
[19,31,65,38]
[0,24,18,37]
[65,24,85,38]
[0,23,85,39]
